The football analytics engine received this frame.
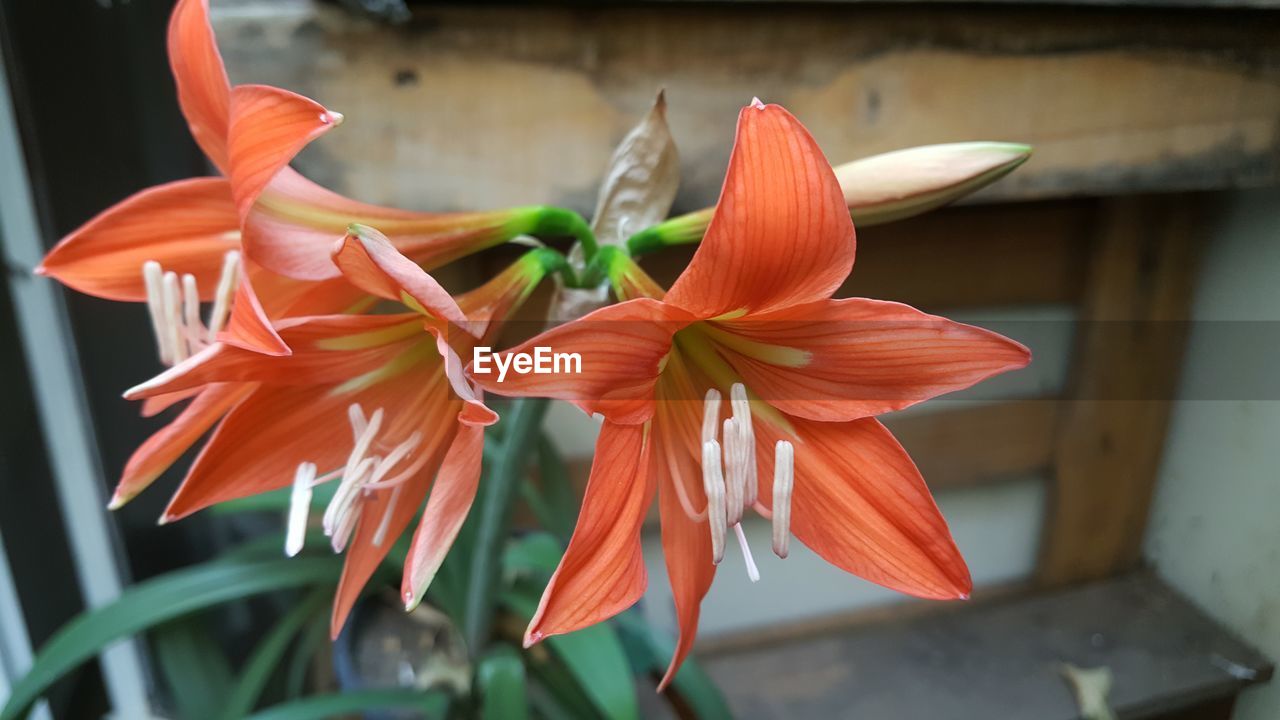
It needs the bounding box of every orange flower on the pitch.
[118,226,562,634]
[36,0,582,358]
[473,101,1032,685]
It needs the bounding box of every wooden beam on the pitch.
[215,4,1280,211]
[885,400,1059,490]
[1037,195,1204,586]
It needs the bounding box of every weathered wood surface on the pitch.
[702,573,1274,720]
[1038,195,1205,586]
[215,1,1280,215]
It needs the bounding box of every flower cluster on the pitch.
[39,0,1030,681]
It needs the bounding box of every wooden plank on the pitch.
[886,400,1058,490]
[1038,195,1204,586]
[214,3,1280,212]
[701,572,1274,720]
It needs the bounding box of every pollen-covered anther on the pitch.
[699,382,768,582]
[772,440,794,559]
[701,439,727,564]
[140,250,242,366]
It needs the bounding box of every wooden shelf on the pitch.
[701,573,1273,719]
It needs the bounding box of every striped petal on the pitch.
[665,102,854,319]
[524,421,654,646]
[36,178,238,302]
[167,0,231,170]
[332,225,469,330]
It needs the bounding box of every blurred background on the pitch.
[1,0,1278,718]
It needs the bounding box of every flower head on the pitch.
[474,101,1031,685]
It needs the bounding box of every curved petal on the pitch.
[217,261,291,356]
[332,225,469,330]
[665,102,854,319]
[124,314,427,400]
[331,429,454,637]
[168,0,230,170]
[401,423,484,609]
[427,326,499,427]
[110,382,253,509]
[162,358,452,521]
[244,169,519,281]
[226,84,341,221]
[36,178,238,302]
[757,416,971,600]
[524,421,654,646]
[469,299,692,425]
[140,387,203,418]
[652,392,716,689]
[717,298,1031,422]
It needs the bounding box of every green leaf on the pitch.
[476,645,528,720]
[285,614,329,699]
[502,532,563,578]
[536,435,577,543]
[152,617,233,720]
[503,591,638,720]
[0,556,342,720]
[219,589,329,720]
[615,612,732,719]
[464,398,549,652]
[244,689,450,720]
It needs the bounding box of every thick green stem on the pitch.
[463,397,550,653]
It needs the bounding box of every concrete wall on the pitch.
[1144,188,1280,719]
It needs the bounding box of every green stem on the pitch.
[523,207,598,265]
[463,398,551,654]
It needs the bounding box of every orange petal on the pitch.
[665,102,855,319]
[332,225,469,330]
[652,401,716,689]
[524,421,654,646]
[36,178,238,302]
[426,326,499,427]
[226,84,341,221]
[470,299,691,424]
[111,382,253,509]
[757,416,972,600]
[717,298,1031,422]
[331,429,455,637]
[401,423,484,609]
[163,359,452,521]
[125,313,426,401]
[140,387,203,418]
[217,261,292,356]
[244,168,520,281]
[167,0,231,170]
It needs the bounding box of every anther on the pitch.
[730,383,758,506]
[772,440,794,559]
[162,271,185,363]
[701,440,727,564]
[723,417,746,526]
[701,388,721,445]
[286,462,316,557]
[205,251,240,342]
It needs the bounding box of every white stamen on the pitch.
[701,388,721,445]
[701,440,727,564]
[142,262,170,364]
[140,251,243,366]
[730,383,758,506]
[181,274,200,358]
[362,433,423,490]
[371,485,403,547]
[734,523,760,583]
[347,403,368,443]
[285,462,316,557]
[723,418,746,526]
[162,271,185,363]
[772,440,794,559]
[205,250,240,341]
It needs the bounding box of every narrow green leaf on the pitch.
[285,614,329,699]
[536,435,577,543]
[0,557,342,720]
[244,689,450,720]
[211,483,338,515]
[476,645,528,720]
[464,398,549,652]
[152,617,233,720]
[219,589,329,720]
[615,612,732,719]
[502,532,563,578]
[503,590,638,720]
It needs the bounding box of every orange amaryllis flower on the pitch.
[117,227,562,632]
[472,100,1032,685]
[36,0,580,358]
